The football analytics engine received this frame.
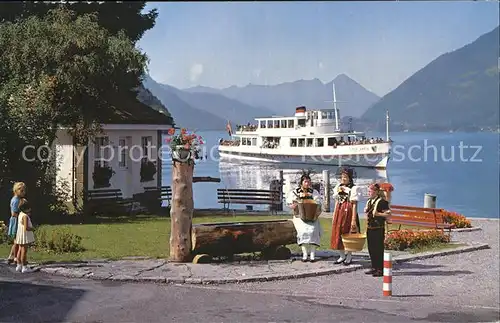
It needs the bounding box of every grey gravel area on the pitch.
[190,219,500,321]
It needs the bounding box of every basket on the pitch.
[341,233,367,251]
[297,199,321,222]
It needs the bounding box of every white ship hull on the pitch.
[218,143,390,169]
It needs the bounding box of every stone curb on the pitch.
[451,227,482,232]
[34,242,490,285]
[392,242,490,264]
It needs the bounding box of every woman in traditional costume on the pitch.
[286,172,322,262]
[365,183,391,277]
[330,167,360,265]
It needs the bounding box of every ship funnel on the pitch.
[295,106,306,117]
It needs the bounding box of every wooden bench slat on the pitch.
[217,189,280,194]
[219,199,282,205]
[390,214,437,220]
[218,193,283,197]
[145,188,171,192]
[218,197,279,202]
[216,188,283,213]
[391,205,444,212]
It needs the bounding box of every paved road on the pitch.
[1,219,498,322]
[0,266,433,323]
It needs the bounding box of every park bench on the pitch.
[85,189,133,216]
[143,186,172,207]
[217,188,283,214]
[387,204,454,233]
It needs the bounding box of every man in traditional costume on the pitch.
[286,172,322,262]
[365,183,391,277]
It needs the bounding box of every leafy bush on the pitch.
[442,211,472,228]
[35,226,84,253]
[0,221,8,244]
[385,229,450,251]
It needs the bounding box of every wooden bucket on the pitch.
[297,199,320,222]
[341,233,367,251]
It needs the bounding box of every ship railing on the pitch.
[236,124,258,132]
[219,140,240,146]
[330,139,392,147]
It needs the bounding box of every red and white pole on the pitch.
[383,252,392,297]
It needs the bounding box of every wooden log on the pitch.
[193,176,221,183]
[169,161,194,262]
[191,219,297,256]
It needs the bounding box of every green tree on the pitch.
[0,1,157,43]
[0,8,150,220]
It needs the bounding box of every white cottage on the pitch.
[52,99,174,208]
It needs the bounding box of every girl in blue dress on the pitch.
[6,182,26,265]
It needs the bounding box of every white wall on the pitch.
[54,129,74,201]
[87,129,160,198]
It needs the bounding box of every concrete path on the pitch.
[30,242,488,284]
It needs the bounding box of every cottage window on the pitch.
[267,120,273,128]
[118,138,127,168]
[298,138,305,147]
[316,138,324,147]
[251,138,257,146]
[141,136,153,160]
[260,120,266,128]
[287,120,294,128]
[274,120,280,128]
[280,120,287,128]
[94,136,110,167]
[290,138,297,147]
[306,138,313,147]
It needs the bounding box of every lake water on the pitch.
[162,131,499,219]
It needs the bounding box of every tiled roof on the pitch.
[97,91,174,126]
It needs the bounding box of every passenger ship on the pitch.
[218,84,391,169]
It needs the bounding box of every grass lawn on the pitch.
[0,212,450,263]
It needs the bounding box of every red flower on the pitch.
[167,128,175,135]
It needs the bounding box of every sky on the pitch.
[138,1,499,97]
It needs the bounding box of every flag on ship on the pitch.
[226,120,233,136]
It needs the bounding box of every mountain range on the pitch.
[141,26,499,132]
[142,74,380,130]
[362,26,499,132]
[185,74,380,118]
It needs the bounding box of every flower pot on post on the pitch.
[165,128,204,262]
[140,159,157,183]
[92,164,115,189]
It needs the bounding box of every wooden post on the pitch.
[169,161,194,262]
[322,170,330,212]
[278,170,284,211]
